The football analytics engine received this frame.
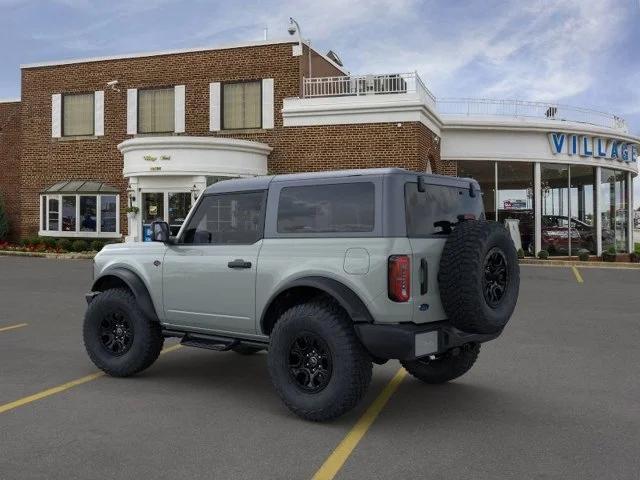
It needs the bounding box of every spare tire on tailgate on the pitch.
[438,220,519,334]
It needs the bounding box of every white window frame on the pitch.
[39,194,121,238]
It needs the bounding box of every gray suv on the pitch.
[84,168,519,421]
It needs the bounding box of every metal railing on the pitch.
[302,72,436,105]
[436,98,628,132]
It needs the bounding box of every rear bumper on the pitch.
[354,321,500,361]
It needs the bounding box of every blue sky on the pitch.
[0,0,638,130]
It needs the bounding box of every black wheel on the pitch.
[268,300,372,422]
[438,220,520,334]
[401,343,480,384]
[231,345,264,355]
[83,288,164,377]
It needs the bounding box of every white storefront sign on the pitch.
[548,132,638,163]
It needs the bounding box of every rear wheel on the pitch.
[83,288,164,377]
[268,300,372,422]
[401,344,480,384]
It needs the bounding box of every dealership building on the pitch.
[0,38,638,256]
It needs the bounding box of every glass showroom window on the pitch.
[138,88,175,133]
[222,81,261,130]
[63,93,94,136]
[497,162,534,255]
[40,194,120,237]
[541,164,569,256]
[458,161,496,220]
[601,168,629,253]
[569,166,596,255]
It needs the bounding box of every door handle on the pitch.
[228,259,252,269]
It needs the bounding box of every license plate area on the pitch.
[414,330,439,357]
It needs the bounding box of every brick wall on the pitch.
[17,41,442,238]
[0,101,21,239]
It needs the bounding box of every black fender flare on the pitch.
[260,276,374,333]
[91,268,159,322]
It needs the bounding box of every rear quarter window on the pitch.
[277,182,375,234]
[405,182,484,236]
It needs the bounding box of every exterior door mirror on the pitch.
[151,221,170,243]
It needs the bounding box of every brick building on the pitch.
[0,37,638,255]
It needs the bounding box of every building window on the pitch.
[222,81,261,130]
[138,88,175,133]
[497,162,535,255]
[63,93,94,136]
[40,193,120,238]
[600,168,628,253]
[458,161,496,221]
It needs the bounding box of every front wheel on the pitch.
[268,300,372,422]
[401,343,480,384]
[83,288,164,377]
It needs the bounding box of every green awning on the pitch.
[41,180,119,194]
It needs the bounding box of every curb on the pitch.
[0,250,95,260]
[520,259,640,269]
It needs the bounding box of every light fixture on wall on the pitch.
[433,134,440,145]
[126,185,136,204]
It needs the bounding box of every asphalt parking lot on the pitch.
[1,257,639,480]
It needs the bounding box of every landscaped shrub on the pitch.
[0,193,9,241]
[517,248,525,259]
[90,240,105,252]
[602,245,617,262]
[537,250,549,260]
[42,237,57,249]
[57,238,72,251]
[577,249,590,262]
[71,239,88,252]
[21,235,40,247]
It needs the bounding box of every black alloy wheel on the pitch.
[99,311,134,356]
[482,247,509,308]
[288,333,333,393]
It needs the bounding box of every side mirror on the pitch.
[151,221,170,243]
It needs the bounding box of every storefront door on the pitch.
[141,191,192,241]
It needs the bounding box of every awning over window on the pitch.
[41,180,119,195]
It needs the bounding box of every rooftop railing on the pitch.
[301,73,628,133]
[302,72,436,107]
[436,98,628,132]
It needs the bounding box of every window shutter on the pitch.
[51,94,61,138]
[174,85,185,133]
[127,88,137,135]
[262,78,274,129]
[209,82,221,131]
[94,90,104,136]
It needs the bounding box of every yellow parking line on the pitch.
[571,266,584,284]
[311,368,407,480]
[0,323,28,333]
[0,344,182,415]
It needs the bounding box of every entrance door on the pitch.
[162,190,266,335]
[141,191,192,241]
[142,192,165,242]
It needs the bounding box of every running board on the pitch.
[180,333,239,351]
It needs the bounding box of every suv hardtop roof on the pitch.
[203,168,479,195]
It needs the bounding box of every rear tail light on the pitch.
[388,255,410,302]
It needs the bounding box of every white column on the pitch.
[126,178,140,242]
[534,162,542,255]
[595,167,602,256]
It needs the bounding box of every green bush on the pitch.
[42,237,57,249]
[537,250,549,260]
[71,239,88,252]
[577,249,590,262]
[0,193,9,241]
[21,235,40,247]
[602,245,617,262]
[516,248,525,259]
[57,238,72,251]
[90,240,105,252]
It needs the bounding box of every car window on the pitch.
[181,191,265,245]
[277,182,375,233]
[405,182,483,236]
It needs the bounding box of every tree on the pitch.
[0,192,9,241]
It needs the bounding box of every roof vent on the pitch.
[326,50,343,67]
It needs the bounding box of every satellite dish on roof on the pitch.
[326,50,343,67]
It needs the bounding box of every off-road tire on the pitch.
[232,345,264,355]
[83,288,164,377]
[401,343,480,384]
[438,220,519,334]
[268,300,372,422]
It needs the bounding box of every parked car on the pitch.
[83,169,520,421]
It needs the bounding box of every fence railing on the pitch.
[302,72,436,106]
[436,98,628,132]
